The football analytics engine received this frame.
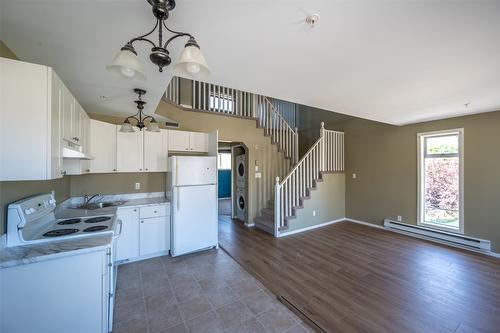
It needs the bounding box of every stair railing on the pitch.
[165,77,299,165]
[274,122,344,235]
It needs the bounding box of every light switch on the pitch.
[352,173,357,179]
[255,172,262,179]
[135,182,141,190]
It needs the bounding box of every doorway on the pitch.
[217,142,247,223]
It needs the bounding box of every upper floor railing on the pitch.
[165,77,299,164]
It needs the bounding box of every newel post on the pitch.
[320,122,325,171]
[274,176,281,238]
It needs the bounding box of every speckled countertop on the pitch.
[0,234,113,269]
[0,193,170,269]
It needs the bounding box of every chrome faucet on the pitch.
[84,194,102,204]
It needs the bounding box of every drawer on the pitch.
[139,204,169,218]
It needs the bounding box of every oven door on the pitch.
[108,219,122,332]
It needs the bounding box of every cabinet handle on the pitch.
[113,169,117,171]
[154,211,157,214]
[141,221,144,224]
[145,168,149,171]
[139,168,142,171]
[85,169,90,172]
[133,209,137,212]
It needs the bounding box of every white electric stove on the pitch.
[6,193,119,247]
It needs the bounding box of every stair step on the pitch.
[261,208,274,218]
[254,216,275,235]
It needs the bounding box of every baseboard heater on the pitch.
[383,219,491,251]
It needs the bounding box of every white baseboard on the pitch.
[278,218,344,237]
[345,218,500,258]
[344,218,384,229]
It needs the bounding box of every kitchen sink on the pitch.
[71,201,127,210]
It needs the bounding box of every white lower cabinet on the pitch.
[140,217,170,256]
[115,203,170,263]
[115,207,140,262]
[1,249,110,333]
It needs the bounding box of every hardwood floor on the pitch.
[218,216,500,333]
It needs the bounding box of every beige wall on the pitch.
[70,173,165,196]
[156,101,290,225]
[342,111,500,252]
[288,173,345,232]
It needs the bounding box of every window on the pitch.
[417,129,464,233]
[218,152,231,170]
[210,94,234,112]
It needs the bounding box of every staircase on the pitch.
[267,123,344,236]
[165,77,299,164]
[165,78,344,237]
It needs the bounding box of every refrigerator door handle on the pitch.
[177,187,180,211]
[176,159,179,185]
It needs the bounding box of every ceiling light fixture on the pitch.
[107,0,210,79]
[120,89,160,133]
[306,14,320,27]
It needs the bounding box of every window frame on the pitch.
[417,128,464,234]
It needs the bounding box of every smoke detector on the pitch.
[306,14,320,27]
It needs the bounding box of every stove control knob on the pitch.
[49,199,56,205]
[25,209,32,215]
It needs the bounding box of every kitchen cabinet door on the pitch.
[49,70,63,179]
[168,130,190,152]
[139,216,170,257]
[189,132,209,152]
[117,127,144,172]
[115,207,140,262]
[61,85,75,143]
[80,113,91,173]
[144,130,167,172]
[89,120,117,173]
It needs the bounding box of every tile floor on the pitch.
[113,249,313,333]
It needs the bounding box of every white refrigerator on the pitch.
[168,156,218,257]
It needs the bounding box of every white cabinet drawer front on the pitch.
[140,204,169,218]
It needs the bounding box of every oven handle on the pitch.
[115,219,123,238]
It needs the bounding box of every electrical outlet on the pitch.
[352,173,357,179]
[397,215,402,222]
[313,210,316,217]
[135,182,141,190]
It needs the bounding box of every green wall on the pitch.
[342,111,500,252]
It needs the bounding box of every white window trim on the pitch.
[417,128,464,234]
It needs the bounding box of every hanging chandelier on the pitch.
[107,0,210,80]
[120,89,160,132]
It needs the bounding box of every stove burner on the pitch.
[43,228,79,237]
[85,216,111,224]
[57,218,82,225]
[83,225,108,232]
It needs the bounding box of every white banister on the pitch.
[274,123,344,233]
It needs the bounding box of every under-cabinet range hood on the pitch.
[62,140,94,160]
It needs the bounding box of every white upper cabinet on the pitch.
[168,130,209,153]
[0,58,63,180]
[144,129,168,172]
[190,132,209,152]
[117,126,144,172]
[168,130,190,152]
[61,85,75,143]
[89,120,117,173]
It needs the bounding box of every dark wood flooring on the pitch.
[218,216,500,333]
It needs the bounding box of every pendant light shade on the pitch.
[119,120,135,133]
[146,119,160,132]
[106,46,146,80]
[174,39,210,76]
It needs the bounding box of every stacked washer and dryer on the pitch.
[235,154,247,222]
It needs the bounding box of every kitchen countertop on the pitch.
[0,234,113,269]
[1,195,170,269]
[56,196,170,219]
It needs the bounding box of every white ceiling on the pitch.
[2,1,499,125]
